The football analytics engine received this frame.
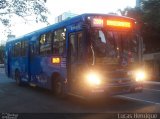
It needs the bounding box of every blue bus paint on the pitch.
[5,13,143,97]
[5,14,86,86]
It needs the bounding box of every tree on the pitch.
[141,0,160,53]
[118,7,143,32]
[0,0,49,57]
[119,0,160,53]
[0,0,49,27]
[0,45,5,63]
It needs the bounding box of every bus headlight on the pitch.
[135,70,146,82]
[86,72,101,86]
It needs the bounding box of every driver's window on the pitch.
[99,30,106,43]
[106,31,118,58]
[91,30,106,57]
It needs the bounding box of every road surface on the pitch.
[0,68,159,118]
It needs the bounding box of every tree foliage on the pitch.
[141,0,160,53]
[118,7,143,29]
[119,0,160,53]
[142,0,160,29]
[0,45,5,63]
[0,0,49,26]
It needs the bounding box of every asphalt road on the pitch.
[0,68,160,118]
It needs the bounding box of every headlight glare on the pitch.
[86,73,101,86]
[135,70,146,81]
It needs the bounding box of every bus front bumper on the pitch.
[87,82,143,97]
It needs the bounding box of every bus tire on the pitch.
[15,71,22,86]
[53,77,66,98]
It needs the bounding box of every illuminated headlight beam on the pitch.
[135,70,146,81]
[86,73,101,86]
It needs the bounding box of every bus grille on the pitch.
[104,71,132,85]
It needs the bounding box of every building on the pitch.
[143,52,160,81]
[7,35,16,41]
[55,12,78,23]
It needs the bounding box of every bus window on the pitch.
[39,32,52,55]
[14,42,21,57]
[53,28,66,55]
[77,32,83,61]
[31,40,39,56]
[11,45,15,57]
[21,41,28,56]
[99,30,106,43]
[91,30,106,57]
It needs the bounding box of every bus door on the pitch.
[29,40,41,84]
[68,32,83,90]
[21,40,30,82]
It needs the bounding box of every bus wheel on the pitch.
[53,77,66,98]
[15,71,22,86]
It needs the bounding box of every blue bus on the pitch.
[5,14,145,98]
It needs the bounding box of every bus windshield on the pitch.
[90,29,138,66]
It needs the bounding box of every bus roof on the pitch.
[6,13,135,44]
